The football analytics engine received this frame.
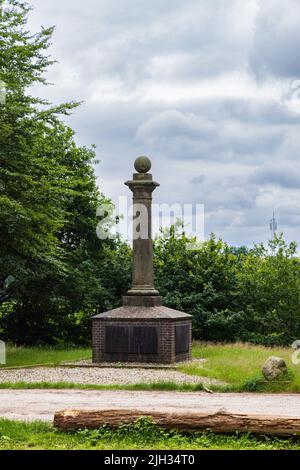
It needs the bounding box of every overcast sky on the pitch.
[27,0,300,246]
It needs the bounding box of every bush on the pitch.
[154,228,300,346]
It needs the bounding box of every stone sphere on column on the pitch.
[134,156,152,174]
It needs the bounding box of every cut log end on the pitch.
[54,408,300,437]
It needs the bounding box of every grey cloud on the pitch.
[135,107,285,162]
[29,0,251,87]
[250,163,300,188]
[197,99,300,126]
[66,93,300,245]
[165,97,300,127]
[278,213,300,227]
[192,175,258,212]
[136,110,215,141]
[26,0,300,247]
[207,185,256,211]
[250,0,300,79]
[278,130,300,161]
[190,175,206,185]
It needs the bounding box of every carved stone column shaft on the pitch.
[123,157,162,306]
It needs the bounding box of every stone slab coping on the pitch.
[92,306,192,320]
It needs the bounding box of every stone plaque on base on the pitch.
[105,325,158,355]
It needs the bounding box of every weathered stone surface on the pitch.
[124,166,159,297]
[123,295,163,307]
[93,306,192,320]
[134,156,151,174]
[262,356,288,381]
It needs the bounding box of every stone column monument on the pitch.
[92,157,192,364]
[123,156,162,306]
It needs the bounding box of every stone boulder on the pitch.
[262,356,288,381]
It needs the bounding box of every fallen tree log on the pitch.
[54,408,300,436]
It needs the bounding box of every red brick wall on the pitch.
[92,318,192,364]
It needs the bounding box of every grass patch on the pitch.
[1,417,300,450]
[179,342,300,392]
[241,370,295,393]
[0,344,91,368]
[0,381,204,392]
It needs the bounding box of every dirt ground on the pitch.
[1,389,300,422]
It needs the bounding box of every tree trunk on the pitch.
[54,408,300,436]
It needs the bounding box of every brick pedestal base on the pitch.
[92,306,192,364]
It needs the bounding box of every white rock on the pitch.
[262,356,288,381]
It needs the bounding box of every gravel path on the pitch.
[0,366,224,386]
[63,359,207,368]
[0,389,300,422]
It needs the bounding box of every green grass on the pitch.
[179,342,300,392]
[0,381,204,391]
[1,417,300,450]
[0,344,91,368]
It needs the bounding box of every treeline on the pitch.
[2,217,300,346]
[1,1,300,347]
[154,229,300,346]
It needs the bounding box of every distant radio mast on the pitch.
[269,210,278,237]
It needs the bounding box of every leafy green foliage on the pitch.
[74,417,300,450]
[0,1,131,344]
[235,236,300,345]
[154,227,300,346]
[154,227,239,341]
